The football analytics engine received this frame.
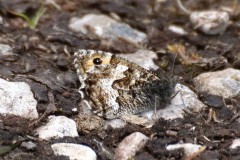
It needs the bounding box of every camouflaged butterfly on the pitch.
[74,50,175,119]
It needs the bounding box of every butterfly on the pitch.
[73,50,175,119]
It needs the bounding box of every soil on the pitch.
[0,0,240,159]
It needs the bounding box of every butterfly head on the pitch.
[74,50,113,87]
[74,49,113,71]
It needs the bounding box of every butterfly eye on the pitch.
[93,58,102,65]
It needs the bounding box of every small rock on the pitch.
[0,78,38,120]
[51,143,97,160]
[0,44,19,61]
[72,108,77,112]
[143,83,206,120]
[36,116,78,140]
[30,83,49,103]
[230,139,240,149]
[103,119,127,130]
[193,68,240,98]
[200,93,224,108]
[168,25,188,35]
[166,143,204,158]
[190,10,229,35]
[21,141,37,150]
[115,132,149,160]
[118,50,158,70]
[0,44,12,56]
[69,14,147,51]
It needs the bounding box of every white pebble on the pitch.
[21,141,37,150]
[168,25,188,35]
[0,78,38,119]
[51,143,97,160]
[36,116,78,140]
[72,108,78,112]
[166,143,203,158]
[230,139,240,149]
[103,119,127,130]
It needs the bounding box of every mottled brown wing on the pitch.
[103,75,175,118]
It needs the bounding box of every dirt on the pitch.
[0,0,240,159]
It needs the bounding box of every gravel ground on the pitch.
[0,0,240,160]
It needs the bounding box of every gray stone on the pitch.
[69,14,147,48]
[21,141,37,150]
[190,11,229,35]
[193,68,240,98]
[0,44,12,56]
[0,44,19,61]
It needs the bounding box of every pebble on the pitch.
[103,119,127,130]
[0,78,38,120]
[229,139,240,149]
[143,83,206,120]
[115,132,149,160]
[36,116,78,140]
[190,11,229,35]
[0,44,19,61]
[193,68,240,98]
[21,141,37,150]
[72,108,77,112]
[168,25,188,35]
[30,83,49,103]
[51,143,97,160]
[166,143,204,158]
[0,44,12,55]
[69,14,146,48]
[200,94,224,109]
[118,50,158,70]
